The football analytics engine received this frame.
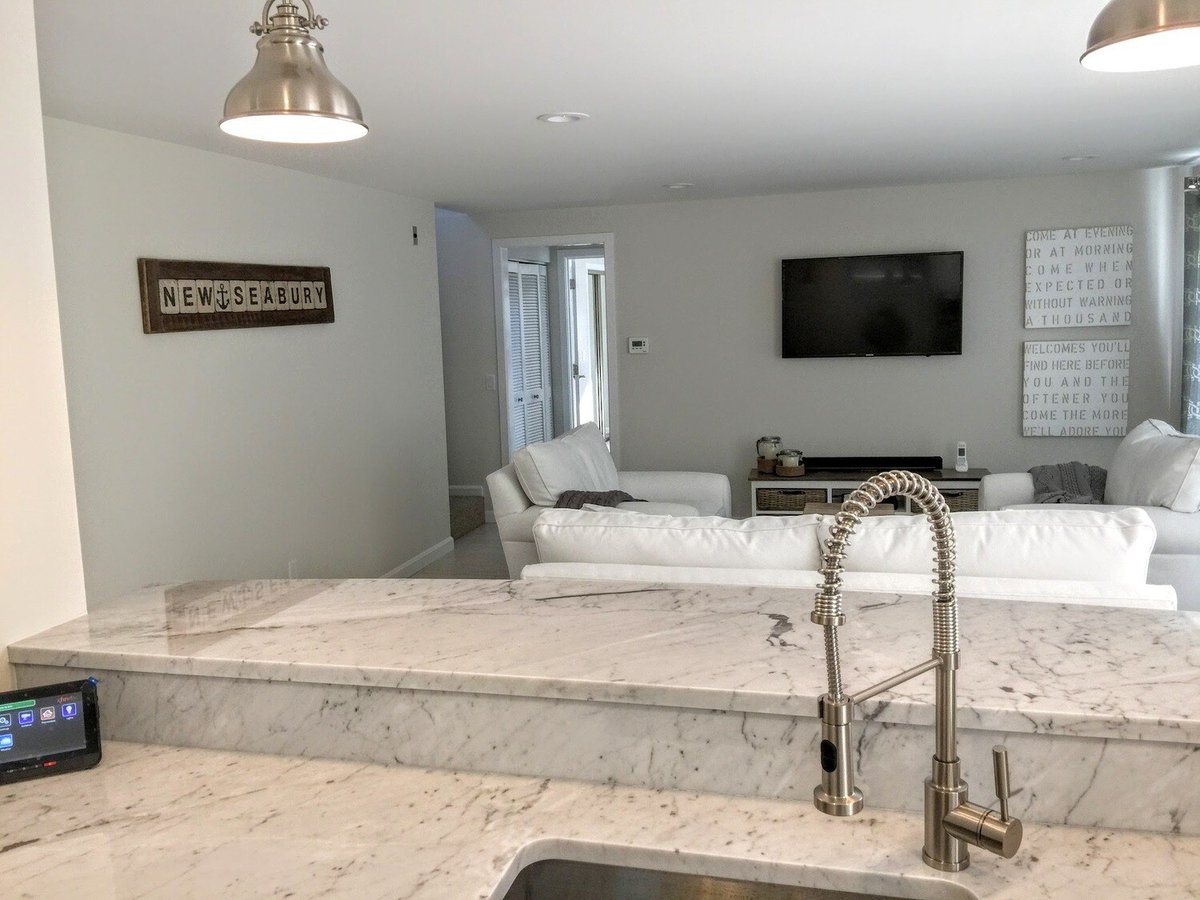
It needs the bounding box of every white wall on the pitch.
[439,169,1183,515]
[0,4,87,685]
[436,209,504,494]
[45,119,450,605]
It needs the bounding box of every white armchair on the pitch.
[487,429,731,579]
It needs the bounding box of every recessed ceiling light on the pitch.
[665,182,695,190]
[537,112,589,124]
[1062,155,1098,161]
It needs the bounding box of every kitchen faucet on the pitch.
[810,471,1022,871]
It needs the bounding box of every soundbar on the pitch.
[803,456,943,472]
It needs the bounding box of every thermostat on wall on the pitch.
[628,337,649,354]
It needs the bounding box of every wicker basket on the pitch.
[756,487,827,512]
[940,490,979,512]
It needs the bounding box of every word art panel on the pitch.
[1024,225,1132,328]
[138,258,334,334]
[1023,339,1129,437]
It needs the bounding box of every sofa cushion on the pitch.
[533,508,824,570]
[1005,502,1200,556]
[512,423,620,506]
[615,501,698,516]
[581,502,698,515]
[1106,419,1200,512]
[818,508,1156,584]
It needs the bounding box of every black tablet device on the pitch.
[0,677,101,783]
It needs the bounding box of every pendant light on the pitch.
[1081,0,1200,72]
[221,1,367,143]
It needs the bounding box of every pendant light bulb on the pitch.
[221,0,367,143]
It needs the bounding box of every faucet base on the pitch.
[921,848,969,873]
[813,785,863,817]
[923,763,970,872]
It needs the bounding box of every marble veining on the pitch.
[1,741,1198,899]
[13,577,1200,743]
[18,655,1198,835]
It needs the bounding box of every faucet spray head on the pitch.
[813,694,863,816]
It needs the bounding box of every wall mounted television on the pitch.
[781,251,963,358]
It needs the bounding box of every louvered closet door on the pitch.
[507,262,553,452]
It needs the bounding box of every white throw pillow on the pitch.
[533,508,825,570]
[1105,419,1200,512]
[512,423,620,506]
[817,508,1156,584]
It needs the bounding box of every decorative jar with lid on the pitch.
[756,436,782,460]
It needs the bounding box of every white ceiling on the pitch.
[34,0,1200,213]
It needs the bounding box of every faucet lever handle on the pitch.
[992,745,1011,822]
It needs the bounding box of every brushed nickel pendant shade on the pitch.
[221,0,366,143]
[1082,0,1200,71]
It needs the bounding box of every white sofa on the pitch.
[979,474,1200,610]
[522,506,1177,610]
[978,420,1200,611]
[486,424,731,578]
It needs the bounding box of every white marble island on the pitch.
[2,740,1197,899]
[7,576,1200,895]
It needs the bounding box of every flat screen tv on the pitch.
[781,251,963,358]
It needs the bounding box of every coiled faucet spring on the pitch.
[813,470,959,700]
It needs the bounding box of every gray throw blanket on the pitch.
[1029,462,1107,504]
[555,489,640,509]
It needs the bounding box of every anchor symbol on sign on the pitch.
[216,293,231,311]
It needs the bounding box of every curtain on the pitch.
[1185,179,1200,434]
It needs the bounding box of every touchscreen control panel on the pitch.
[0,678,101,783]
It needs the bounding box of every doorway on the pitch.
[562,250,608,441]
[492,234,618,464]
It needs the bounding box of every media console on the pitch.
[748,459,989,516]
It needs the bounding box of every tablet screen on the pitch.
[0,689,87,762]
[0,678,101,782]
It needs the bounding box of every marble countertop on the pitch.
[3,741,1197,899]
[11,577,1200,743]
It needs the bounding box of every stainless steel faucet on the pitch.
[810,471,1022,871]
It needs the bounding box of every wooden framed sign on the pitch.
[137,258,334,334]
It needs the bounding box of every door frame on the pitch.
[492,233,619,466]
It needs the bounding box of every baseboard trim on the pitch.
[449,484,485,497]
[382,537,454,578]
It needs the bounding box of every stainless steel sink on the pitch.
[500,858,979,900]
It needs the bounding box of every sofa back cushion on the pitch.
[533,508,824,570]
[820,508,1156,584]
[1105,419,1200,512]
[512,423,620,506]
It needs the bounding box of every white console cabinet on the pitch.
[748,468,989,516]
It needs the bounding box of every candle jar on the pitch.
[757,436,782,460]
[777,449,802,468]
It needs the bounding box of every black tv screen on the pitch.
[781,251,963,358]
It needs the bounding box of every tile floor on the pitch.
[412,523,509,580]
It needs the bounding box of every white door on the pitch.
[506,261,553,452]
